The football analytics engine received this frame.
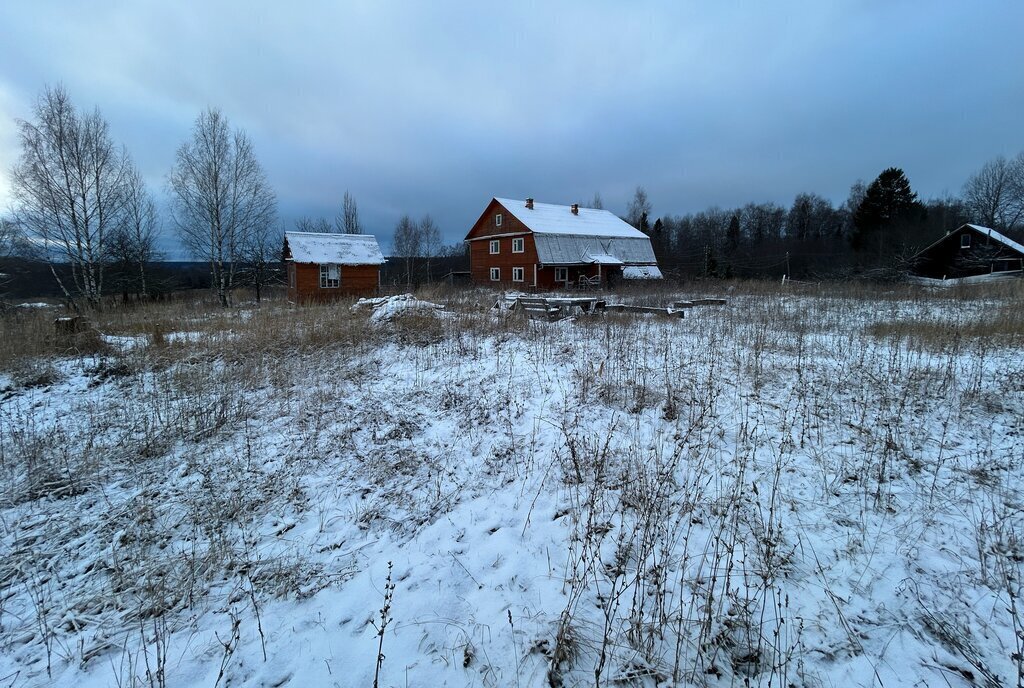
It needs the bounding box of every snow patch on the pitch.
[353,293,444,322]
[622,265,664,279]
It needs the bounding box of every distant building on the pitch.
[464,197,661,289]
[283,232,386,301]
[910,224,1024,280]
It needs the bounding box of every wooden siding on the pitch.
[913,227,1024,279]
[469,233,540,286]
[465,199,532,241]
[287,262,380,302]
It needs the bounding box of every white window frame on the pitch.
[495,213,503,227]
[319,263,340,288]
[555,267,569,282]
[490,267,500,281]
[961,233,971,248]
[489,239,500,254]
[512,237,525,253]
[512,267,524,282]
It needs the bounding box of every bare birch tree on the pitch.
[109,166,161,297]
[169,108,277,306]
[392,215,419,286]
[626,186,651,231]
[294,216,333,233]
[239,220,281,304]
[338,190,362,234]
[0,217,16,258]
[10,85,132,309]
[418,214,441,282]
[0,217,17,296]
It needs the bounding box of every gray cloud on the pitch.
[1,2,1022,258]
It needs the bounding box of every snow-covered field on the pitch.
[1,283,1023,687]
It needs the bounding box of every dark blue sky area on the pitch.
[1,2,1022,257]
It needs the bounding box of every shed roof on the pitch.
[917,224,1024,257]
[494,198,648,239]
[965,224,1024,255]
[284,232,386,265]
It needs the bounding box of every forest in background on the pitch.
[3,84,1024,304]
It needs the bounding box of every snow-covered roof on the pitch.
[965,224,1024,256]
[285,232,386,265]
[532,235,657,266]
[588,253,624,265]
[494,198,649,239]
[622,265,664,280]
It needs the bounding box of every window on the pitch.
[495,213,503,227]
[490,267,500,281]
[512,267,525,282]
[319,263,340,288]
[512,237,525,253]
[961,233,971,248]
[489,239,500,254]
[555,267,568,282]
[289,265,296,288]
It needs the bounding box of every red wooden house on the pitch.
[464,197,661,289]
[283,232,386,302]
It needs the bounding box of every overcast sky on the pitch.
[1,2,1022,258]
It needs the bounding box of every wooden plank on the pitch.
[608,305,684,318]
[514,296,564,321]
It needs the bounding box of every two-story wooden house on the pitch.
[464,197,661,289]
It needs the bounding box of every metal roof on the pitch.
[532,234,657,266]
[494,198,649,239]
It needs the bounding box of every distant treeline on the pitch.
[0,260,220,300]
[646,193,969,280]
[632,159,1024,280]
[0,255,473,300]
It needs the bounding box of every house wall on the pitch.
[914,228,1024,279]
[469,233,539,286]
[289,262,380,302]
[468,200,537,286]
[466,199,531,241]
[535,264,607,289]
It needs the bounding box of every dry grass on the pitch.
[866,302,1024,347]
[1,279,1023,685]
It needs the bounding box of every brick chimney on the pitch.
[571,203,579,215]
[525,198,534,210]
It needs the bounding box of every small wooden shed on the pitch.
[283,232,386,302]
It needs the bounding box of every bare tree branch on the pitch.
[168,108,277,306]
[338,190,362,234]
[10,85,133,309]
[963,153,1024,231]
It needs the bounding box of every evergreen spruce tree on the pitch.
[851,167,925,261]
[725,213,741,252]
